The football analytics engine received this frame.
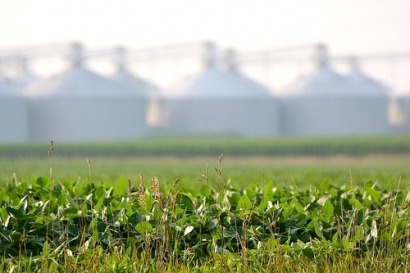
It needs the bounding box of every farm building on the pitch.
[153,47,280,137]
[23,43,148,142]
[279,46,390,136]
[0,78,29,142]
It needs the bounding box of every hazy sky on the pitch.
[1,0,410,92]
[1,0,409,52]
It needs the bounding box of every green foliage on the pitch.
[0,170,409,272]
[1,136,409,272]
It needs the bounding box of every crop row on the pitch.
[0,169,409,271]
[1,134,410,158]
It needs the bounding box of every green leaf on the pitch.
[200,184,211,196]
[317,180,330,194]
[366,187,381,204]
[42,241,50,255]
[290,199,304,213]
[88,217,98,232]
[0,208,9,223]
[354,226,365,241]
[94,196,105,211]
[35,176,50,188]
[6,207,24,220]
[263,181,275,198]
[94,185,105,199]
[115,177,129,196]
[342,236,356,250]
[0,188,8,203]
[322,199,334,222]
[332,230,339,243]
[302,247,315,260]
[177,193,194,211]
[228,192,241,208]
[312,218,324,240]
[295,214,309,228]
[62,207,79,218]
[256,198,269,214]
[61,190,79,209]
[128,211,144,226]
[349,196,364,210]
[236,195,252,212]
[244,187,256,199]
[136,222,153,234]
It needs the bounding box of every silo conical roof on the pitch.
[112,69,160,97]
[24,66,143,98]
[24,42,144,98]
[168,45,273,98]
[283,44,353,97]
[170,66,272,98]
[345,57,390,96]
[110,46,160,98]
[284,48,390,97]
[283,66,351,96]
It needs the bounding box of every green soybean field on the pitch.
[0,136,409,272]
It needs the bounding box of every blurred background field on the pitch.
[1,135,409,189]
[2,134,410,157]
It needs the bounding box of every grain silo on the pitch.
[24,43,148,142]
[155,44,280,137]
[279,45,390,136]
[0,78,29,142]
